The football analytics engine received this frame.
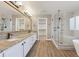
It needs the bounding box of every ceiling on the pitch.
[0,2,21,16]
[22,1,79,16]
[0,1,79,17]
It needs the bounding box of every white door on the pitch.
[38,18,47,40]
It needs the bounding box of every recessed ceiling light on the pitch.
[25,9,32,16]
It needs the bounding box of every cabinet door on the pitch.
[24,38,31,56]
[17,42,24,57]
[4,42,23,57]
[0,52,4,57]
[31,34,37,45]
[4,45,19,57]
[29,35,35,47]
[23,34,37,56]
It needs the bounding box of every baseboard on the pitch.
[58,45,75,50]
[52,39,59,48]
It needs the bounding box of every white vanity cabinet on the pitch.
[0,33,37,57]
[31,34,37,45]
[4,44,19,57]
[4,41,24,57]
[23,33,37,56]
[16,41,24,57]
[23,36,34,56]
[23,38,31,56]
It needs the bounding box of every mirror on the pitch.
[0,2,31,32]
[16,18,31,31]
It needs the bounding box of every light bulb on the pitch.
[16,1,22,6]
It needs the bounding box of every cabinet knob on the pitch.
[22,43,24,45]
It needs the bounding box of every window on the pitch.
[70,17,75,30]
[16,18,25,31]
[76,16,79,30]
[70,16,79,30]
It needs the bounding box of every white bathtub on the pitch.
[73,39,79,56]
[63,36,74,46]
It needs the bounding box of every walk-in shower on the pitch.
[51,10,75,49]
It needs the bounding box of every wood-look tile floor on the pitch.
[27,40,78,57]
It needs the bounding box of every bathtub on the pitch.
[73,39,79,56]
[63,36,74,45]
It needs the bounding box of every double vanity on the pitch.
[0,1,37,57]
[0,32,37,57]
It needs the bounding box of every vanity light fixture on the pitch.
[24,9,32,16]
[27,11,32,16]
[15,1,22,6]
[9,1,22,8]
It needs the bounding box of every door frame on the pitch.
[37,18,47,40]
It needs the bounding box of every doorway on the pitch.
[38,18,47,40]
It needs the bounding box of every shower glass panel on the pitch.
[51,10,64,46]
